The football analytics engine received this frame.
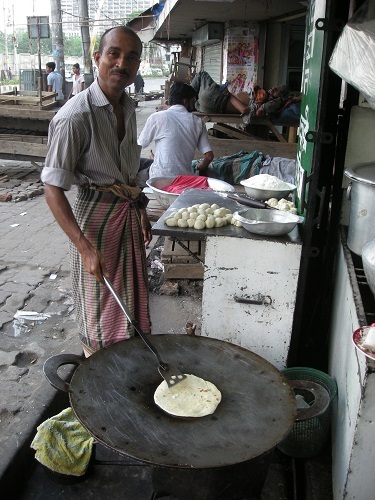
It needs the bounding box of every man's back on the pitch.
[47,71,64,100]
[138,105,211,178]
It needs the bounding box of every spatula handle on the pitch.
[103,276,166,368]
[226,194,273,209]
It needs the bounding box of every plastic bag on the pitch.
[329,1,375,110]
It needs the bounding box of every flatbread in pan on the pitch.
[154,374,222,418]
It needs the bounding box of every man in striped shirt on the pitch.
[41,27,152,356]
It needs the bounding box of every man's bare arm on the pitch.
[197,150,214,175]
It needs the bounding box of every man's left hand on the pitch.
[140,209,152,248]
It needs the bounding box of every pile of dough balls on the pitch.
[265,198,297,214]
[164,203,242,229]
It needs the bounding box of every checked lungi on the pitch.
[70,187,151,352]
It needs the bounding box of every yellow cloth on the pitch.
[30,407,94,476]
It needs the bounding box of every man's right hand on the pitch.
[78,238,108,284]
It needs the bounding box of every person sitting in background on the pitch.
[137,81,213,185]
[190,70,251,116]
[46,62,64,105]
[68,63,85,99]
[134,72,145,94]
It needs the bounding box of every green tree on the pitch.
[14,29,52,54]
[63,36,83,57]
[0,31,5,53]
[126,10,144,23]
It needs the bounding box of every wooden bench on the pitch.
[0,89,60,110]
[193,112,298,143]
[0,106,56,161]
[195,136,298,161]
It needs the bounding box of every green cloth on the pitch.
[31,407,94,476]
[192,150,264,185]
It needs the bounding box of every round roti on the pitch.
[154,374,222,418]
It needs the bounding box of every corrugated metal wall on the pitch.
[202,43,222,83]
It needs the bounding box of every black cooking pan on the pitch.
[44,334,296,469]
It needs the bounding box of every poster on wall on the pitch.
[224,26,259,94]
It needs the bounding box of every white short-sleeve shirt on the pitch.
[138,105,212,178]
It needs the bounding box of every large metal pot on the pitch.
[362,236,375,298]
[345,162,375,256]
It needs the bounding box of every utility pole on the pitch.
[78,0,94,88]
[3,1,9,78]
[50,0,66,94]
[12,4,18,78]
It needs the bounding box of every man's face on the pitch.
[255,89,268,104]
[269,87,279,98]
[72,66,79,74]
[94,28,142,95]
[46,66,52,74]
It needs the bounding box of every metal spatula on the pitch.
[103,276,187,388]
[217,192,278,210]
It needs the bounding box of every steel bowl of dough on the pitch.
[240,176,297,201]
[233,208,303,236]
[146,176,235,209]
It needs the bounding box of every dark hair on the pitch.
[169,82,198,105]
[73,63,80,69]
[98,26,142,55]
[46,62,56,71]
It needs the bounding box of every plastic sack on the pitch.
[260,156,296,185]
[329,1,375,110]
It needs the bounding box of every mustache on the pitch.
[110,68,130,77]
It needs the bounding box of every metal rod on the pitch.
[172,237,206,267]
[102,276,166,368]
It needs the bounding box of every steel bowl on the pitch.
[233,208,303,236]
[146,176,235,209]
[240,179,297,201]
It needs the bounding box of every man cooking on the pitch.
[41,26,152,357]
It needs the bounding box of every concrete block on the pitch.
[159,281,179,296]
[0,351,18,367]
[0,311,14,328]
[0,366,29,382]
[4,293,27,312]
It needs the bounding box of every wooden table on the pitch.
[197,136,297,161]
[194,112,299,143]
[152,189,302,369]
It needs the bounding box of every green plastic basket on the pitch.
[277,367,338,459]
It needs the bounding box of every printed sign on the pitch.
[224,26,259,93]
[296,0,326,214]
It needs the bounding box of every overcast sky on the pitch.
[1,0,51,31]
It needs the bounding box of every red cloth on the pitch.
[162,175,211,194]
